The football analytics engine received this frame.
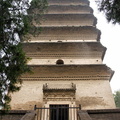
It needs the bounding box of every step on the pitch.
[29,26,101,42]
[45,5,93,14]
[35,14,97,27]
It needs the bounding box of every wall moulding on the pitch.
[21,75,111,81]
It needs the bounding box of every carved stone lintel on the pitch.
[43,83,76,102]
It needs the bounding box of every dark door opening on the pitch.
[50,104,69,120]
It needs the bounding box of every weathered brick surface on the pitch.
[88,109,120,120]
[0,110,36,120]
[23,42,105,54]
[48,0,89,5]
[22,65,113,79]
[0,110,26,120]
[36,14,97,27]
[46,5,93,14]
[30,26,101,41]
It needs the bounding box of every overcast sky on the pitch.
[89,0,120,92]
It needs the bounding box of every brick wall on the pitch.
[0,110,36,120]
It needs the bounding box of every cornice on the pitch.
[22,74,113,82]
[26,53,102,58]
[21,77,112,81]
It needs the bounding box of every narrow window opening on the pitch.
[56,59,64,65]
[58,41,62,42]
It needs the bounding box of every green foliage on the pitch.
[0,0,47,110]
[96,0,120,24]
[0,0,30,110]
[114,90,120,107]
[27,0,48,37]
[29,0,48,14]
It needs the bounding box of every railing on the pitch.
[34,105,80,120]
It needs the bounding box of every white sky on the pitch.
[89,0,120,92]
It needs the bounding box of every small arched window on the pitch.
[56,59,64,65]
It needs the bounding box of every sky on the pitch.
[89,0,120,92]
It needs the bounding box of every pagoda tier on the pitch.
[23,42,106,58]
[23,42,106,65]
[48,0,89,5]
[45,5,93,14]
[34,14,97,27]
[29,26,101,42]
[21,65,113,81]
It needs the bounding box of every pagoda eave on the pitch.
[32,14,97,27]
[45,5,93,14]
[29,26,101,42]
[23,42,106,60]
[21,64,114,81]
[48,0,89,6]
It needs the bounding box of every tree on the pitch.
[96,0,120,24]
[0,0,47,110]
[114,90,120,107]
[0,0,30,110]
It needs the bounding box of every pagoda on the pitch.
[10,0,115,116]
